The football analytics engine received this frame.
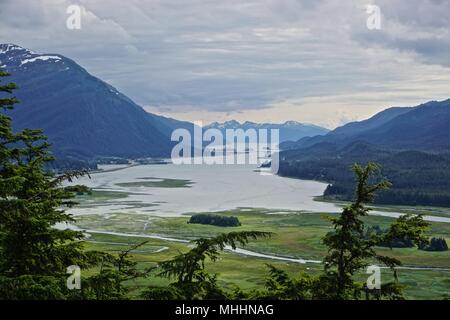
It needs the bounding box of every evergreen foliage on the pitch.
[0,69,100,298]
[420,237,448,252]
[0,69,436,300]
[279,146,450,207]
[188,214,241,227]
[143,231,272,299]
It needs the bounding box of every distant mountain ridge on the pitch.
[278,98,450,207]
[0,43,193,160]
[281,99,450,152]
[205,120,329,142]
[0,44,329,160]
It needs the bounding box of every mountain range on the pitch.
[205,120,328,143]
[1,44,450,206]
[278,99,450,206]
[0,43,193,160]
[0,44,327,162]
[281,99,450,152]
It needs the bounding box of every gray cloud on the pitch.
[352,0,450,67]
[1,0,450,126]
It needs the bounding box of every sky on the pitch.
[1,0,450,128]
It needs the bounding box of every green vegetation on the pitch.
[421,237,448,252]
[74,208,450,268]
[46,159,98,172]
[188,214,241,227]
[84,190,130,201]
[82,232,450,300]
[72,189,160,211]
[0,70,447,300]
[365,225,416,248]
[116,177,192,188]
[279,145,450,207]
[142,231,272,299]
[0,70,99,298]
[0,70,160,300]
[73,165,450,299]
[318,163,429,299]
[65,185,92,195]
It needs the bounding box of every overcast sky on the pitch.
[1,0,450,128]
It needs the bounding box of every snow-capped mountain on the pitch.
[0,43,328,159]
[0,44,193,160]
[205,120,329,142]
[1,44,58,65]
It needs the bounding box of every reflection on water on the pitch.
[66,163,340,217]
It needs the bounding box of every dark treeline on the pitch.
[64,185,92,195]
[279,144,450,207]
[188,214,241,227]
[46,158,98,172]
[421,237,448,251]
[364,225,415,248]
[364,226,448,251]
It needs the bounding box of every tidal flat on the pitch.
[66,164,450,299]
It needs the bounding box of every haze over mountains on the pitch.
[0,44,329,161]
[281,99,450,152]
[2,43,450,206]
[206,120,329,143]
[278,99,450,207]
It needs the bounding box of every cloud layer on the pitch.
[1,0,450,127]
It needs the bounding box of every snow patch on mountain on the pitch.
[20,55,62,65]
[205,120,329,142]
[0,44,65,70]
[0,44,35,55]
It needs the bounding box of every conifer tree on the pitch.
[320,163,429,299]
[0,70,99,298]
[143,231,272,300]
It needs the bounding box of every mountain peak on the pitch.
[0,43,63,69]
[206,120,329,142]
[0,43,37,57]
[0,43,31,53]
[207,120,242,129]
[223,120,241,126]
[283,120,303,126]
[2,44,183,159]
